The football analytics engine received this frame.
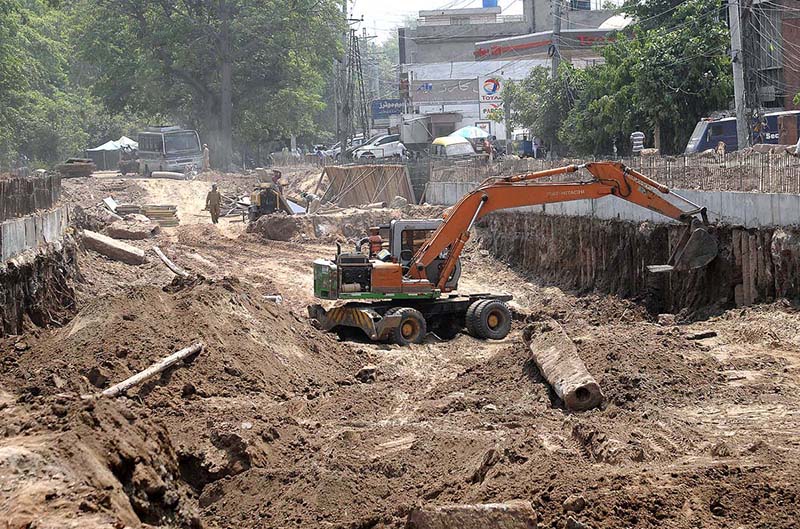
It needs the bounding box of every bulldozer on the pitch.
[308,162,719,345]
[248,182,293,222]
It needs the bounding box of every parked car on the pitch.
[324,134,368,160]
[353,134,406,159]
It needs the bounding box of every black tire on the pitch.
[386,307,427,346]
[430,315,462,340]
[471,300,512,340]
[465,299,490,337]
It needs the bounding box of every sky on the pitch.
[349,0,525,42]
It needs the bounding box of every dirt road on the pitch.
[2,171,799,528]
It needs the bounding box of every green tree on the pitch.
[504,65,584,155]
[503,0,731,156]
[79,0,343,169]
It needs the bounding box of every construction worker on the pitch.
[202,144,210,172]
[205,184,221,224]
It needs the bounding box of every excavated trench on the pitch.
[0,240,79,335]
[477,212,800,316]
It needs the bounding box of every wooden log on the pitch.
[526,320,604,411]
[756,231,766,298]
[81,229,146,265]
[741,231,752,305]
[749,233,758,303]
[101,342,203,398]
[733,229,744,307]
[149,171,187,180]
[152,246,189,278]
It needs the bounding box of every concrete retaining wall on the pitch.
[427,182,800,228]
[477,213,800,315]
[1,206,70,262]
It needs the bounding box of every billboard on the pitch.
[480,101,504,121]
[479,76,504,103]
[371,99,403,120]
[411,79,478,104]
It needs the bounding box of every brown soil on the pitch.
[2,171,800,528]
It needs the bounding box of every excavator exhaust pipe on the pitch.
[648,218,719,273]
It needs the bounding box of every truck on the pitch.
[685,110,800,154]
[137,126,203,176]
[309,162,720,345]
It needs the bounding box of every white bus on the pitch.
[137,126,203,175]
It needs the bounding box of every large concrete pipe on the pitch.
[526,319,604,411]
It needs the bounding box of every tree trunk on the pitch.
[654,122,662,151]
[219,0,233,171]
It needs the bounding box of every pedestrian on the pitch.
[630,131,645,155]
[483,136,494,161]
[532,136,540,159]
[202,144,210,172]
[317,148,325,167]
[205,183,221,224]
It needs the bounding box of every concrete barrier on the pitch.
[1,206,69,262]
[426,182,800,228]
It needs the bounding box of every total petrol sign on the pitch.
[480,76,503,103]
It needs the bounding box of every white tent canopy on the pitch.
[87,136,138,152]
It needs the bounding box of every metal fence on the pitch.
[430,152,800,194]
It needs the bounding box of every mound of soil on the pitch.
[247,205,447,244]
[247,213,314,241]
[1,391,200,528]
[2,275,359,401]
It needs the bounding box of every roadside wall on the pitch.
[1,206,70,261]
[428,181,800,229]
[1,174,76,336]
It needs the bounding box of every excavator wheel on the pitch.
[469,300,512,340]
[465,299,489,337]
[386,307,427,346]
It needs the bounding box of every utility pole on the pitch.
[551,0,562,78]
[728,0,750,149]
[336,0,348,162]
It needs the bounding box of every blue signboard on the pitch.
[371,99,403,120]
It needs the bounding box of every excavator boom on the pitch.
[309,161,719,346]
[408,161,718,290]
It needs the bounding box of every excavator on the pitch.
[308,162,719,345]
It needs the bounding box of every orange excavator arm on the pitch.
[407,161,716,290]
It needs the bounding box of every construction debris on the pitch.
[81,229,146,265]
[116,204,180,227]
[103,214,160,240]
[100,342,203,397]
[150,171,189,180]
[389,195,409,209]
[153,246,189,278]
[56,158,96,178]
[407,501,538,529]
[525,319,604,411]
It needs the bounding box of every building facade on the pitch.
[397,1,618,142]
[744,0,800,110]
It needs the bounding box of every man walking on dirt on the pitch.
[202,144,211,172]
[205,184,221,224]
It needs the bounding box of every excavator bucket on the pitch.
[647,219,718,273]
